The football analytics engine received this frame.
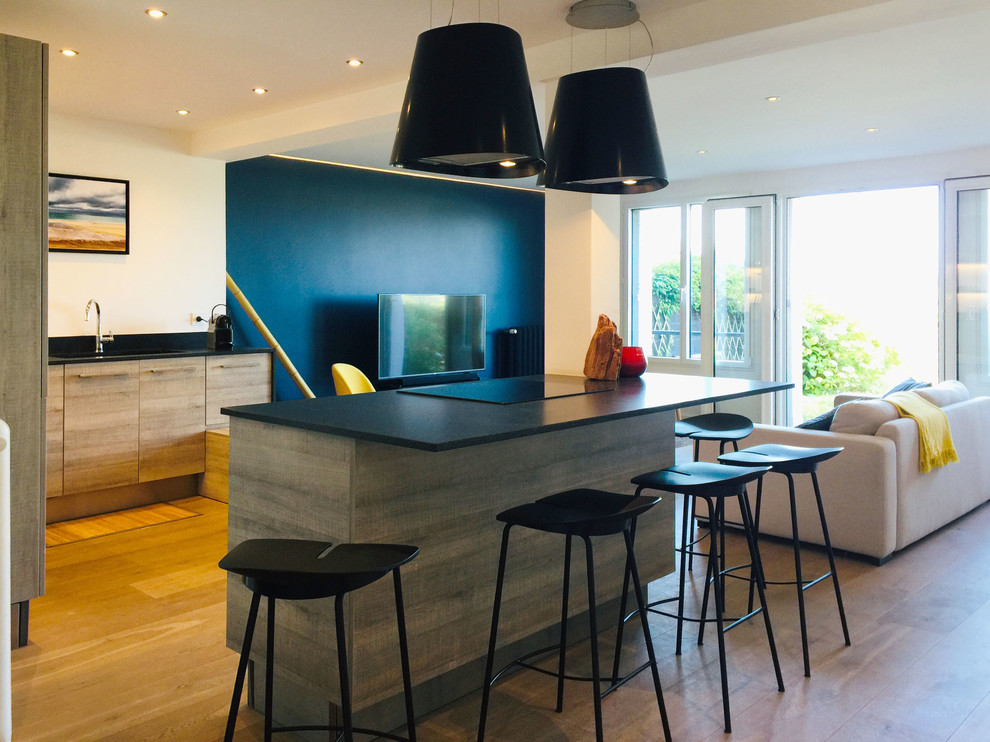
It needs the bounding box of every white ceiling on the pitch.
[5,0,990,183]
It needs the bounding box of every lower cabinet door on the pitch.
[46,366,64,498]
[139,357,206,481]
[206,353,272,428]
[63,362,140,494]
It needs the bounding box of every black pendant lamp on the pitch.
[542,0,668,194]
[543,66,667,193]
[391,22,545,178]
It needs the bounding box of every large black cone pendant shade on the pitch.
[542,66,668,194]
[391,23,545,178]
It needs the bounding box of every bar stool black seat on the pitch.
[616,461,783,733]
[675,412,755,461]
[219,539,419,742]
[717,443,851,677]
[478,488,671,742]
[675,413,754,572]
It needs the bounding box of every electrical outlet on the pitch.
[189,313,198,326]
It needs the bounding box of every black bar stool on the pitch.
[477,488,671,742]
[615,461,783,733]
[717,443,851,677]
[675,413,754,572]
[219,539,419,742]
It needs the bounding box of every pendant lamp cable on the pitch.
[430,0,454,27]
[638,18,655,71]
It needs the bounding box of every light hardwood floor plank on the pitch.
[13,494,990,741]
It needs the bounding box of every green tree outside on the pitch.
[802,300,899,414]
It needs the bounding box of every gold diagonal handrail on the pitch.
[226,273,316,399]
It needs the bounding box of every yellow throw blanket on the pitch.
[885,391,959,472]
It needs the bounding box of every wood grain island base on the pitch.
[224,373,790,733]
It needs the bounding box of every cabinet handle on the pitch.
[146,367,200,374]
[216,363,260,369]
[76,372,131,379]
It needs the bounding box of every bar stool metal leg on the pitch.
[737,491,785,697]
[557,535,573,713]
[623,528,673,742]
[224,592,261,742]
[335,595,354,742]
[393,569,418,742]
[811,470,851,647]
[265,596,275,742]
[696,498,725,648]
[701,494,732,733]
[478,525,512,742]
[783,471,813,677]
[582,536,604,742]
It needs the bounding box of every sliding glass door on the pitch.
[703,196,775,422]
[946,177,990,397]
[628,195,776,422]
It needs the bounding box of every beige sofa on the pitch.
[705,382,990,563]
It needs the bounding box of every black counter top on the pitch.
[223,373,792,452]
[49,346,272,364]
[49,331,272,364]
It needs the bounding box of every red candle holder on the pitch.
[619,346,648,377]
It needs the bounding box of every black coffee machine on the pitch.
[208,303,233,350]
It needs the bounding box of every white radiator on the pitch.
[1,420,10,741]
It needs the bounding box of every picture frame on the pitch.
[48,173,130,254]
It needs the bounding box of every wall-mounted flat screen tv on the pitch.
[378,293,486,381]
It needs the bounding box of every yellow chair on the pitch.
[332,363,376,395]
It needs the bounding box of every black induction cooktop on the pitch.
[398,375,617,405]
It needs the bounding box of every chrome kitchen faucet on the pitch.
[84,299,114,353]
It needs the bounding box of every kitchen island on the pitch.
[223,373,790,730]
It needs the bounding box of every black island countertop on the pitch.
[223,373,792,452]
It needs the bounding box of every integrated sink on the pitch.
[52,347,195,360]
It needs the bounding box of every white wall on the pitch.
[544,191,622,375]
[48,114,226,338]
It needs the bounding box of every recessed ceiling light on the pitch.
[346,58,363,67]
[60,48,79,57]
[866,127,879,133]
[146,8,167,19]
[176,109,190,116]
[253,88,268,95]
[697,149,708,155]
[765,96,781,103]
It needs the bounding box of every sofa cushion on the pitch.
[914,380,969,408]
[830,398,900,435]
[796,407,838,430]
[883,378,931,396]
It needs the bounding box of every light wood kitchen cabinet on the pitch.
[206,353,272,428]
[63,362,140,494]
[139,357,206,482]
[2,33,47,628]
[46,366,64,498]
[52,350,271,506]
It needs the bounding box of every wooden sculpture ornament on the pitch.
[583,314,623,381]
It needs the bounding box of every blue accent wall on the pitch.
[226,156,545,400]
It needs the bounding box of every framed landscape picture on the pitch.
[48,174,129,254]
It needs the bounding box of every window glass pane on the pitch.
[688,204,702,359]
[632,207,681,357]
[789,186,938,420]
[956,188,990,395]
[712,207,750,364]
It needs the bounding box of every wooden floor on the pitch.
[13,493,990,741]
